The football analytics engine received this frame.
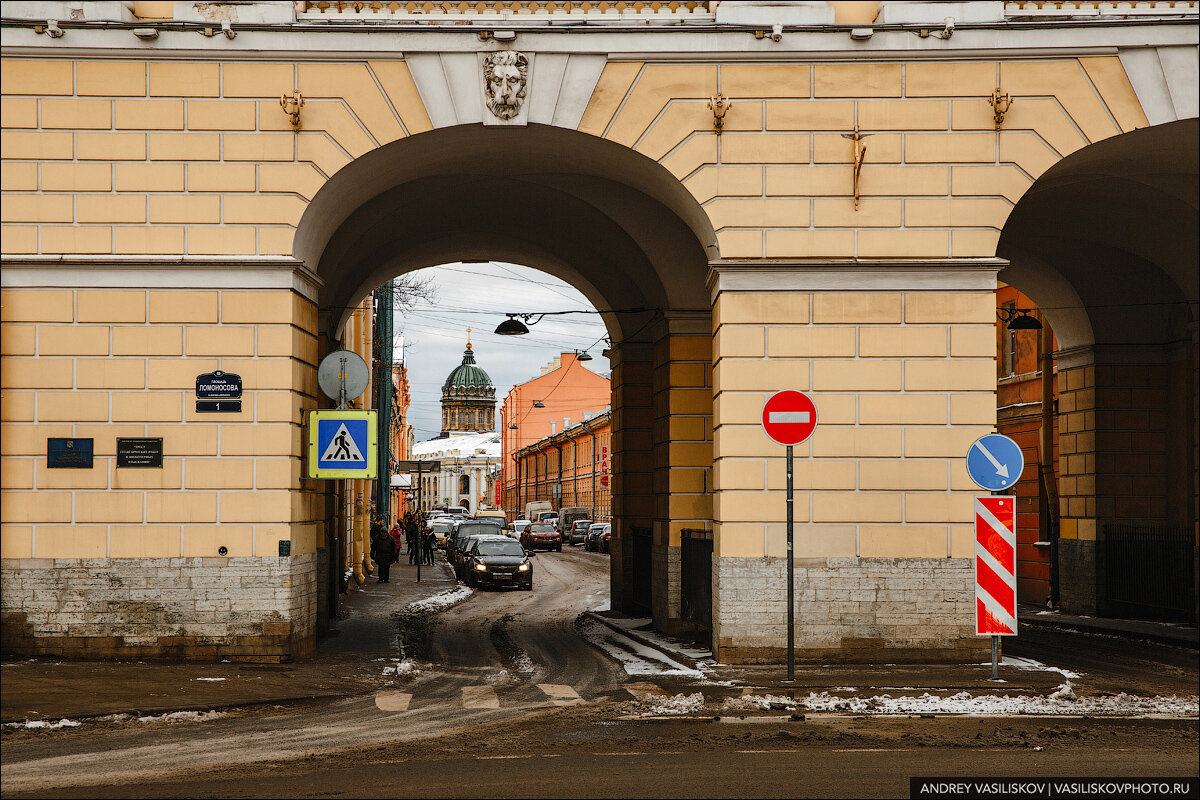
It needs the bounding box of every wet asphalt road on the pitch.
[2,546,1196,799]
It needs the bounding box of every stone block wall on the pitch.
[0,553,317,661]
[713,555,986,663]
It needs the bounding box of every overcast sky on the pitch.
[392,262,611,442]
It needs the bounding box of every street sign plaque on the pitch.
[761,390,818,446]
[195,370,242,400]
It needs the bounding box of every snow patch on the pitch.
[793,690,1198,717]
[4,718,81,730]
[405,586,472,615]
[194,677,226,682]
[579,620,703,678]
[645,692,705,715]
[136,710,226,723]
[1000,655,1081,680]
[383,659,421,678]
[722,694,796,712]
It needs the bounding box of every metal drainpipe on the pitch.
[580,418,595,520]
[1041,321,1061,607]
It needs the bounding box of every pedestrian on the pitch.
[375,527,396,583]
[390,522,403,563]
[405,514,420,565]
[422,524,435,565]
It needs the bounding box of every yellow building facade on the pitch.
[2,0,1196,662]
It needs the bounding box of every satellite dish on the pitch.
[317,350,370,406]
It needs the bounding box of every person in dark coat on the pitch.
[375,528,396,583]
[422,524,435,566]
[405,515,420,565]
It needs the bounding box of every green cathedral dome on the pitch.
[443,344,493,391]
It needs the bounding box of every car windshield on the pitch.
[476,540,525,557]
[530,524,554,532]
[456,525,493,537]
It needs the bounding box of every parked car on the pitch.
[460,534,533,590]
[473,516,505,532]
[474,509,507,527]
[567,519,592,546]
[585,522,611,553]
[520,522,561,552]
[584,522,605,552]
[510,519,531,539]
[447,522,502,571]
[557,506,590,536]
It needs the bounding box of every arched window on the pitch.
[459,473,470,494]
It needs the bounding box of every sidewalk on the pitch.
[4,570,1194,724]
[0,557,458,724]
[1017,603,1199,649]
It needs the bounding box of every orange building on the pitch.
[512,411,613,524]
[996,285,1059,607]
[500,353,610,520]
[388,349,415,525]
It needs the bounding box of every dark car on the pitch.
[585,522,609,552]
[460,535,533,590]
[567,519,592,546]
[520,522,561,552]
[447,522,501,570]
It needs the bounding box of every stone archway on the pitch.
[998,119,1198,619]
[294,123,718,631]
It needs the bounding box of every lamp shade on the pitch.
[494,317,530,335]
[1008,313,1043,330]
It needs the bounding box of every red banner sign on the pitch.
[975,495,1017,636]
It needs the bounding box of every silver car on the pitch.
[567,519,592,546]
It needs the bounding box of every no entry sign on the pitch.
[761,390,818,446]
[975,495,1018,636]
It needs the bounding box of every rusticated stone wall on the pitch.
[0,553,317,661]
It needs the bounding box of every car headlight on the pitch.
[518,563,530,571]
[474,563,488,572]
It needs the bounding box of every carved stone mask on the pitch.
[483,51,528,121]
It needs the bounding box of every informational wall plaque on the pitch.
[47,438,94,469]
[116,437,164,468]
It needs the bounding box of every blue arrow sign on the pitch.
[966,433,1024,492]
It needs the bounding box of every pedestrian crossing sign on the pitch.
[306,410,377,479]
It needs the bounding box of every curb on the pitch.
[1019,613,1199,650]
[581,611,702,670]
[1,691,357,726]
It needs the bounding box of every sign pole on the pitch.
[761,390,817,685]
[416,462,422,583]
[786,443,794,682]
[992,486,1003,680]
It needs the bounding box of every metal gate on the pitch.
[680,534,712,629]
[630,526,652,614]
[1103,524,1196,622]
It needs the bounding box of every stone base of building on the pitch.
[0,555,317,662]
[1057,537,1099,616]
[713,556,989,664]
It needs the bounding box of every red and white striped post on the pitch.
[974,495,1017,679]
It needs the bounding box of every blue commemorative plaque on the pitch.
[47,438,94,469]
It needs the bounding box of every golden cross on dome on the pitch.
[466,327,472,349]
